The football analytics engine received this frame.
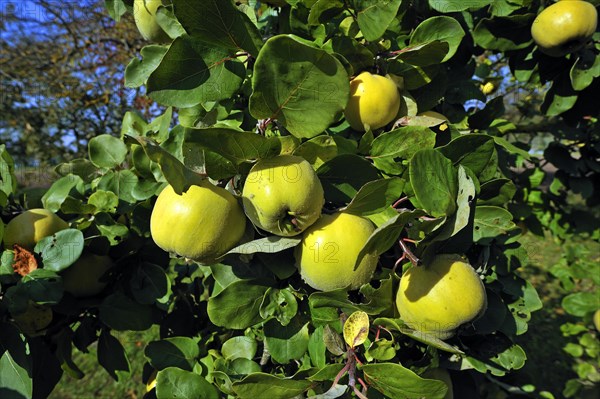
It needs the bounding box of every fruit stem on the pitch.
[392,196,409,209]
[398,239,420,267]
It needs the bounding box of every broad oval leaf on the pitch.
[88,134,128,168]
[156,367,220,399]
[249,35,349,139]
[34,229,84,272]
[361,362,449,399]
[409,149,458,217]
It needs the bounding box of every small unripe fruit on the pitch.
[133,0,171,43]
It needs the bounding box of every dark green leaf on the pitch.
[362,363,448,399]
[410,16,465,62]
[130,263,171,305]
[345,178,404,216]
[145,337,200,371]
[207,280,270,329]
[355,0,402,42]
[99,292,154,331]
[20,269,63,305]
[264,319,310,364]
[98,330,130,382]
[428,0,491,12]
[156,367,219,399]
[249,35,349,139]
[317,154,381,203]
[147,35,245,108]
[472,14,535,51]
[409,149,458,217]
[173,0,263,56]
[232,373,312,399]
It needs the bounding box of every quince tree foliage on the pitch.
[1,0,599,398]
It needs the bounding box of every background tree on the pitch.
[0,0,159,166]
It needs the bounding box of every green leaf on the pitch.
[185,128,296,165]
[570,50,600,91]
[207,280,270,329]
[317,154,381,203]
[260,288,299,326]
[472,14,535,51]
[145,337,200,371]
[362,363,449,399]
[99,292,154,331]
[293,135,338,169]
[124,135,204,194]
[428,0,491,12]
[34,229,84,272]
[562,292,600,317]
[222,236,301,259]
[0,324,33,398]
[222,336,258,361]
[409,149,458,217]
[42,174,85,212]
[410,16,465,62]
[370,126,436,175]
[20,269,63,305]
[156,367,220,399]
[354,0,402,42]
[439,134,497,178]
[479,179,516,206]
[173,0,263,56]
[345,178,404,216]
[0,145,16,204]
[98,330,130,382]
[308,0,344,26]
[264,319,310,364]
[125,45,169,88]
[87,190,119,214]
[308,326,326,368]
[468,96,505,129]
[147,35,246,108]
[104,0,128,21]
[88,135,128,168]
[473,205,516,243]
[541,74,579,116]
[395,41,449,67]
[130,263,171,305]
[374,317,464,354]
[232,373,312,399]
[356,210,424,268]
[249,35,349,139]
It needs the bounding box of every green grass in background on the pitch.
[50,327,159,399]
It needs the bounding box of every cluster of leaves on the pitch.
[548,244,600,398]
[1,0,599,398]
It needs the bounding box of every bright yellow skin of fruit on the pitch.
[61,252,115,297]
[344,71,401,132]
[150,182,246,263]
[3,208,68,250]
[594,309,600,332]
[295,213,378,291]
[133,0,171,43]
[422,368,454,399]
[12,302,53,336]
[531,1,598,57]
[396,254,487,339]
[242,155,324,237]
